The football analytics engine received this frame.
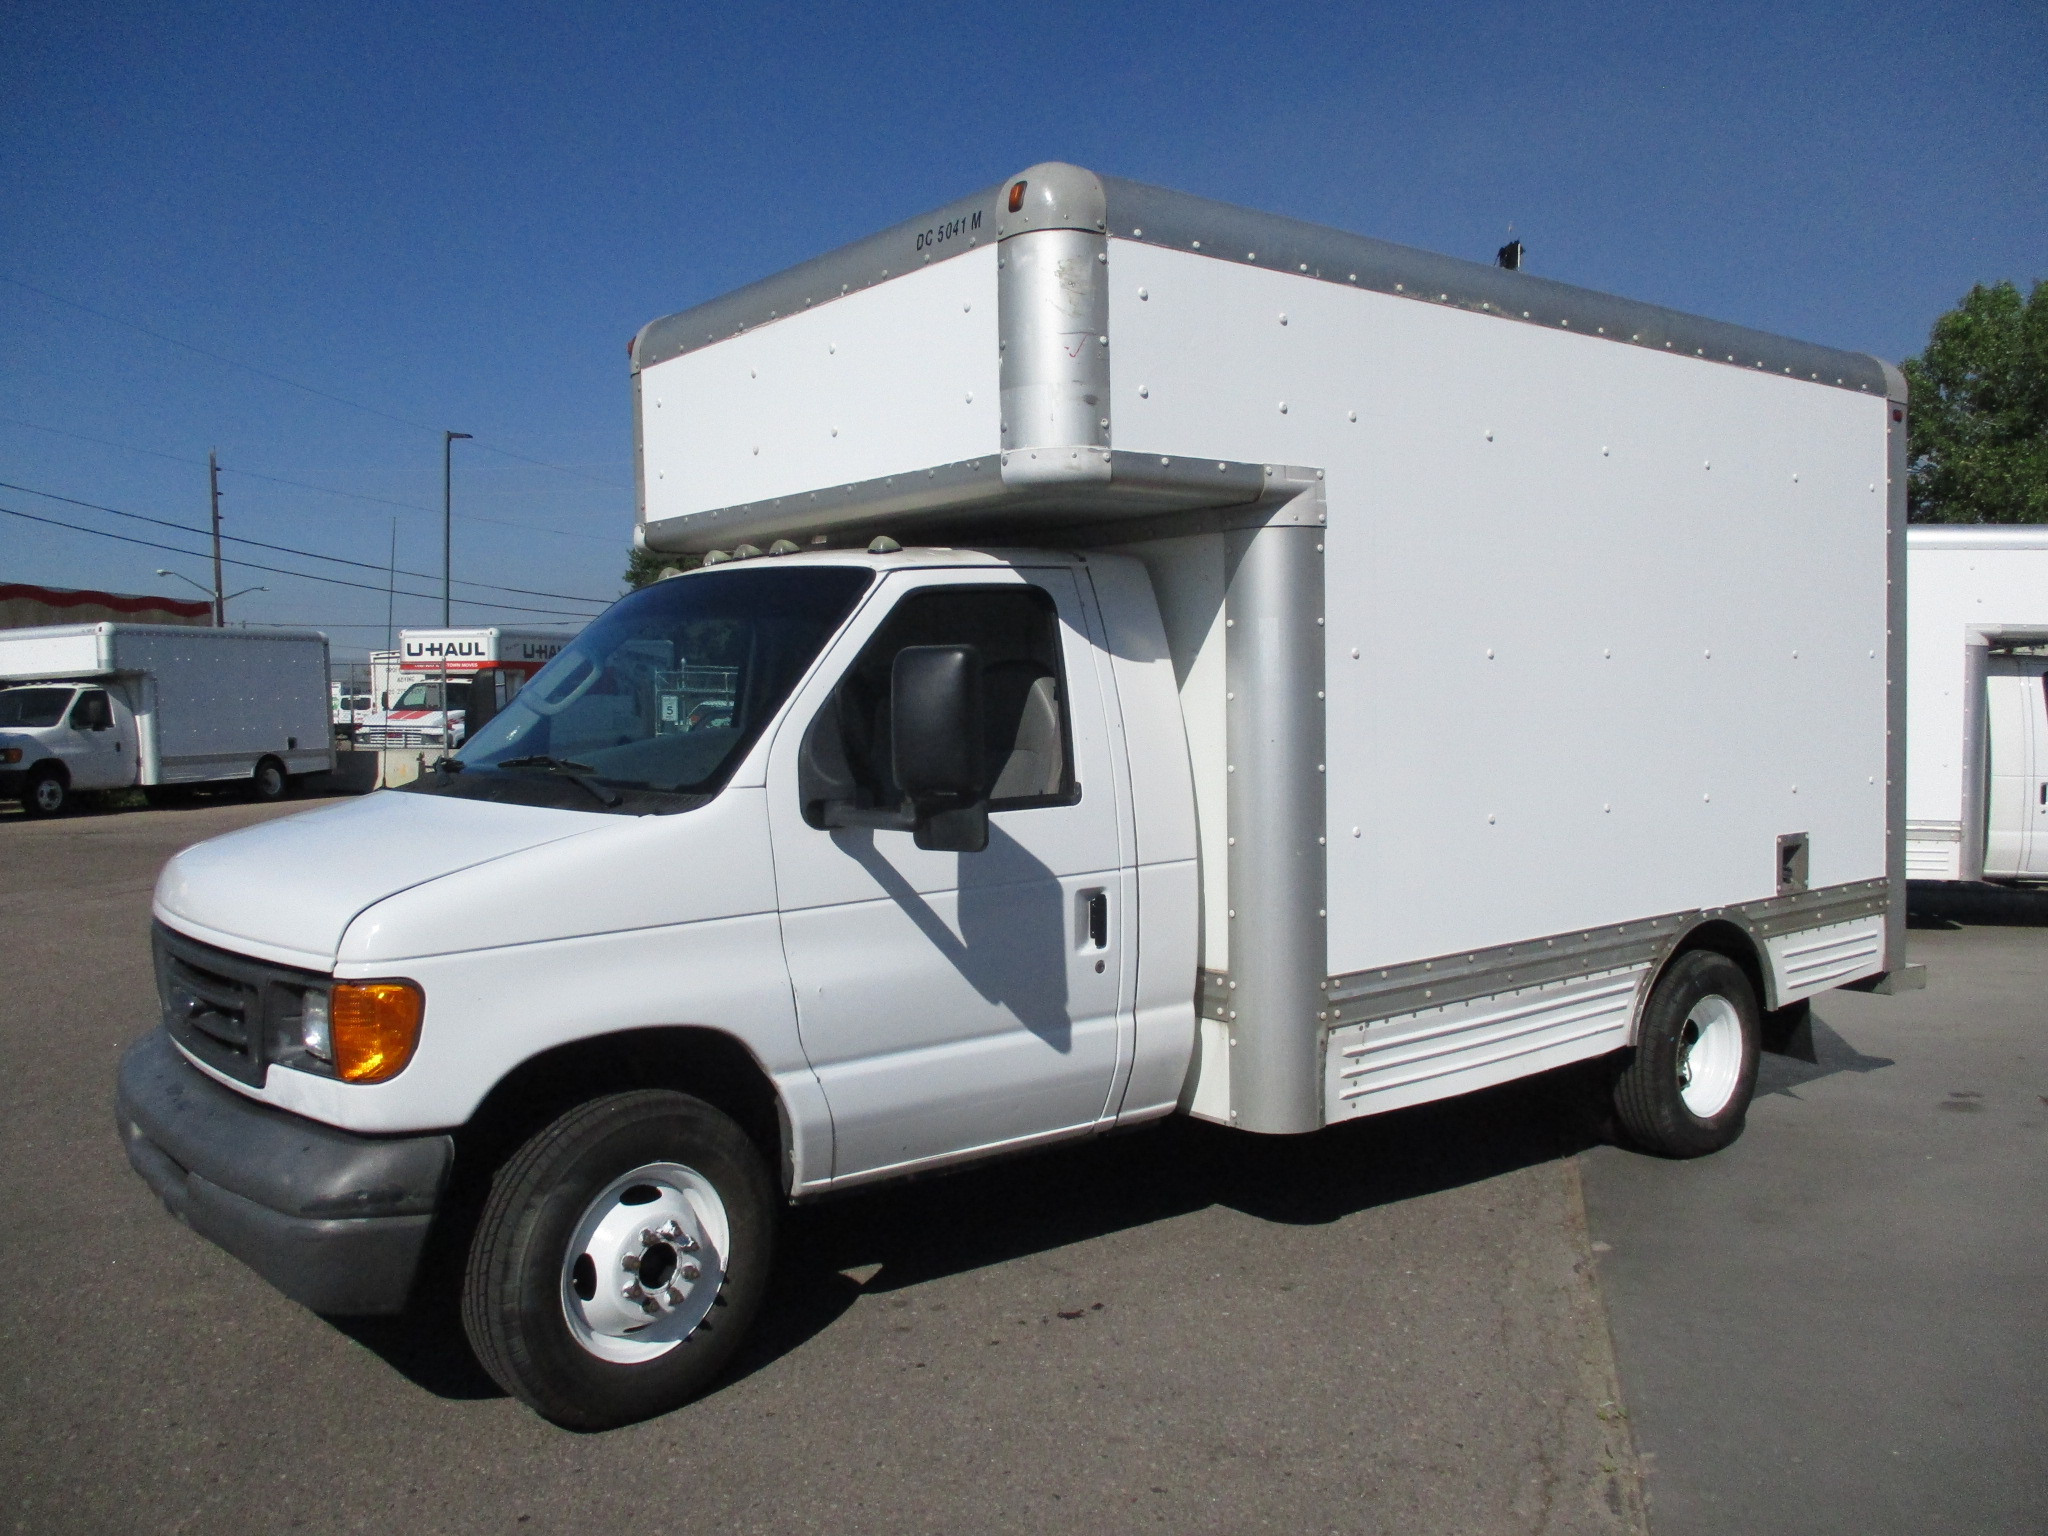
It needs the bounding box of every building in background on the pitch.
[1,583,212,631]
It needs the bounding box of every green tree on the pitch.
[1900,280,2048,523]
[623,545,697,590]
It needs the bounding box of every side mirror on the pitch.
[891,645,989,852]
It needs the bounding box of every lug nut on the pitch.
[680,1263,701,1282]
[620,1253,641,1273]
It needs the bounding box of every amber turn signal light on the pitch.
[1008,179,1027,213]
[331,980,425,1083]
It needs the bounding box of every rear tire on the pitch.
[21,766,69,818]
[1613,950,1760,1158]
[461,1090,776,1431]
[250,756,288,801]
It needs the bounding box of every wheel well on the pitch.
[457,1027,788,1194]
[1660,918,1771,1016]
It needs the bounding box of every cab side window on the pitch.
[807,585,1074,820]
[69,690,112,731]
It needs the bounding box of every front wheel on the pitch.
[1612,950,1761,1158]
[21,766,69,818]
[461,1090,776,1430]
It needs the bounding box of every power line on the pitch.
[0,502,598,618]
[0,480,610,605]
[1,274,631,490]
[0,411,625,544]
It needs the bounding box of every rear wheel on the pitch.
[1613,950,1760,1158]
[21,766,69,818]
[461,1089,776,1430]
[250,756,288,801]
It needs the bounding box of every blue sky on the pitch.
[4,0,2042,661]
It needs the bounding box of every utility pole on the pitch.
[442,430,472,626]
[207,449,225,626]
[385,516,397,653]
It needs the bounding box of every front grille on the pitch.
[153,923,328,1086]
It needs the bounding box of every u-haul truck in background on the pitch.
[352,627,570,750]
[122,162,1917,1431]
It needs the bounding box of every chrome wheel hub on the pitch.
[560,1161,729,1364]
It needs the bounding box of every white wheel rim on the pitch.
[1677,994,1743,1117]
[34,778,63,812]
[560,1161,729,1364]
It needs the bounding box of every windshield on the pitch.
[404,564,872,813]
[0,687,76,728]
[392,680,470,711]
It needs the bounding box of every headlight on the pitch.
[300,989,332,1061]
[330,980,425,1082]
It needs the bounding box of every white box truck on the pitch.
[0,622,332,817]
[351,627,569,750]
[1905,525,2048,882]
[117,164,1913,1429]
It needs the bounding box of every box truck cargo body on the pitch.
[1904,525,2048,883]
[0,623,331,815]
[118,164,1910,1429]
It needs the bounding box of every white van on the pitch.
[117,164,1913,1430]
[0,623,332,816]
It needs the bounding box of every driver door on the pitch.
[766,567,1135,1182]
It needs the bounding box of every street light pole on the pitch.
[442,430,472,626]
[207,449,225,627]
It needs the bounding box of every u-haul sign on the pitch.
[399,628,569,674]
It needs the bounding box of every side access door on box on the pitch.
[766,567,1136,1183]
[1984,655,2048,879]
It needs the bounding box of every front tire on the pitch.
[461,1090,776,1430]
[21,766,69,818]
[1613,950,1760,1158]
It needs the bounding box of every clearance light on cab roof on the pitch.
[331,980,425,1083]
[1008,180,1027,213]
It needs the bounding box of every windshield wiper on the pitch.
[491,755,623,808]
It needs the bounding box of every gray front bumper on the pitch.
[115,1030,455,1315]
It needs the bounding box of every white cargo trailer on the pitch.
[0,622,332,816]
[1905,525,2048,882]
[119,164,1911,1430]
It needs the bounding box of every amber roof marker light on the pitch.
[1008,180,1027,213]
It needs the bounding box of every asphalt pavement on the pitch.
[1580,896,2047,1535]
[1,795,2039,1534]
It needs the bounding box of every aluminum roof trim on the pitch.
[632,164,1890,397]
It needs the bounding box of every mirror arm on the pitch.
[819,800,917,832]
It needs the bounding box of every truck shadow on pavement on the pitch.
[1907,879,2048,929]
[339,1059,1621,1405]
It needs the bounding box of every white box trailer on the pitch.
[118,164,1911,1430]
[1905,525,2048,882]
[0,622,332,816]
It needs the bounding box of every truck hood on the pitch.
[154,791,602,968]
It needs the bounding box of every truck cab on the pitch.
[0,679,139,815]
